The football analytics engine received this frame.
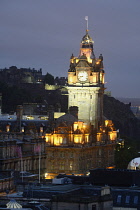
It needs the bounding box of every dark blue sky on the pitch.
[0,0,140,98]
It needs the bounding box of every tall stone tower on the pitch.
[45,25,117,179]
[67,29,105,129]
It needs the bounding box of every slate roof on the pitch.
[55,113,77,127]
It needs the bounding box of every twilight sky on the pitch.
[0,0,140,98]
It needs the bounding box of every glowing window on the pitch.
[117,195,122,203]
[21,127,24,133]
[74,136,82,143]
[40,127,43,133]
[85,136,89,142]
[45,136,49,142]
[54,136,62,145]
[70,161,73,170]
[134,196,138,204]
[100,73,102,82]
[125,195,130,204]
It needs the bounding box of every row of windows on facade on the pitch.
[48,149,113,159]
[49,158,112,170]
[49,159,107,171]
[5,125,44,133]
[49,151,74,158]
[46,136,89,145]
[0,180,14,192]
[73,94,93,99]
[1,144,45,158]
[117,194,138,205]
[46,132,117,144]
[3,158,46,171]
[50,161,73,171]
[2,146,113,160]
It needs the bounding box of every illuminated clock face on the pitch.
[78,71,88,82]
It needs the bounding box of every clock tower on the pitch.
[67,29,105,129]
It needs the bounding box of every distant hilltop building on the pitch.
[54,76,67,86]
[0,66,43,84]
[0,66,68,88]
[45,76,67,90]
[105,91,111,97]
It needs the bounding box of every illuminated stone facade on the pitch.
[45,114,117,178]
[45,30,117,179]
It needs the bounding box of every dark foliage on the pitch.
[103,94,140,168]
[44,72,54,85]
[115,137,139,168]
[0,82,32,113]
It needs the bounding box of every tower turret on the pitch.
[79,30,95,62]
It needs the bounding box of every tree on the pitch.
[0,82,32,113]
[115,137,138,169]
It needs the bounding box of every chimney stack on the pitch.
[69,106,78,119]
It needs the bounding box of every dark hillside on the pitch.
[0,78,140,141]
[103,94,140,140]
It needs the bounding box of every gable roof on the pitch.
[76,59,91,68]
[55,113,77,127]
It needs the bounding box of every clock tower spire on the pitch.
[67,25,105,129]
[79,29,95,62]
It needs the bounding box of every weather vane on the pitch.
[85,16,88,31]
